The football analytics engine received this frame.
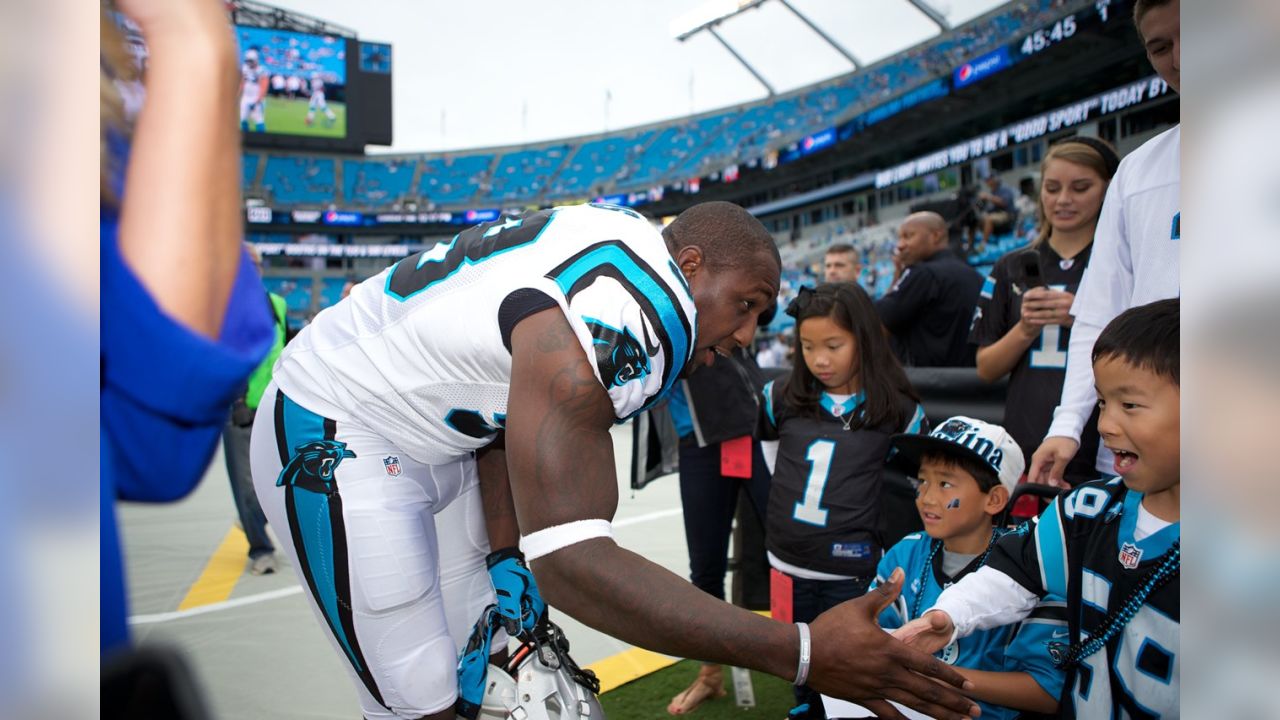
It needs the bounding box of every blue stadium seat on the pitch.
[262,276,314,316]
[344,158,415,206]
[262,157,336,205]
[420,154,493,206]
[316,277,346,310]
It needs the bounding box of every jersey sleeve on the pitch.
[1003,599,1069,702]
[758,379,782,441]
[986,494,1074,599]
[968,254,1014,347]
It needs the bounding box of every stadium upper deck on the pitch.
[242,0,1086,212]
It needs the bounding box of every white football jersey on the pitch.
[274,204,697,465]
[241,63,266,101]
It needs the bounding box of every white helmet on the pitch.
[480,631,604,720]
[244,48,260,63]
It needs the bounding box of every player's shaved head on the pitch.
[663,201,781,274]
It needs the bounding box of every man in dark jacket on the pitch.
[876,211,983,367]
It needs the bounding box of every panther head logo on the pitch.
[276,440,357,494]
[932,418,973,442]
[585,318,651,389]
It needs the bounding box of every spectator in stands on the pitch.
[969,139,1119,488]
[823,243,861,284]
[976,175,1018,252]
[101,0,274,655]
[1028,0,1180,488]
[1014,177,1038,220]
[876,212,983,367]
[222,244,290,576]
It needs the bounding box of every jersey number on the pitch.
[1029,283,1068,369]
[793,440,835,527]
[1075,579,1178,717]
[385,211,551,301]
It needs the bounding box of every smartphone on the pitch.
[1021,253,1044,289]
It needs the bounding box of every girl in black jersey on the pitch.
[970,139,1119,490]
[761,283,927,719]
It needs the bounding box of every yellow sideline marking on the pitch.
[587,648,679,694]
[177,526,248,611]
[590,611,774,694]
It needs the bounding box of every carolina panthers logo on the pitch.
[932,418,973,442]
[277,440,356,494]
[584,317,651,389]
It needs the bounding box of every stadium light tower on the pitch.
[905,0,952,32]
[672,0,777,96]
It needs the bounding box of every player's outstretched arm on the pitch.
[506,308,978,720]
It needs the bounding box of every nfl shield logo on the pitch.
[1119,542,1143,570]
[383,456,402,477]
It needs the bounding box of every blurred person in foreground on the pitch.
[896,300,1180,718]
[970,139,1120,489]
[100,0,273,655]
[876,211,983,367]
[1027,0,1180,488]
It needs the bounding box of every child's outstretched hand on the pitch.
[892,610,955,656]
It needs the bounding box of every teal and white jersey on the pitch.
[987,479,1179,719]
[274,204,696,465]
[875,532,1067,720]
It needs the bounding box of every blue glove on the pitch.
[487,547,547,638]
[456,605,500,720]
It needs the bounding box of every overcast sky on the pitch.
[265,0,1006,153]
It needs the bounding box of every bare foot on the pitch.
[666,664,727,715]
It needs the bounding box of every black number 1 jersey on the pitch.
[968,243,1101,485]
[760,379,927,577]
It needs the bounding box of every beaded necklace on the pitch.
[1048,539,1180,669]
[911,528,1003,620]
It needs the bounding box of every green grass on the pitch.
[253,96,347,138]
[600,661,795,720]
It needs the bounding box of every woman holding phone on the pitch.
[968,138,1119,488]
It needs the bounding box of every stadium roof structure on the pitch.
[230,0,358,39]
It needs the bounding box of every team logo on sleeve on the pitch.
[583,317,651,388]
[276,440,356,494]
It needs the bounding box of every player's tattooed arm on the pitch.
[506,308,978,720]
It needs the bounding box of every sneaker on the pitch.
[250,554,277,576]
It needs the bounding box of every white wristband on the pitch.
[794,622,812,687]
[520,519,614,561]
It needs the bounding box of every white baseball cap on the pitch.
[891,416,1025,493]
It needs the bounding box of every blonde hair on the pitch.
[1032,140,1116,247]
[101,7,137,207]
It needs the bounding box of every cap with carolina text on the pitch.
[891,416,1025,492]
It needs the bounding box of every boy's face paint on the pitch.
[946,498,960,510]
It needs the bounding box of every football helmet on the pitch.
[479,622,604,720]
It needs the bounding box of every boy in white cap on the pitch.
[871,416,1065,719]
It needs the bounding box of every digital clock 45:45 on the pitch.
[1021,14,1077,55]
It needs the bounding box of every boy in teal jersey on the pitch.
[873,416,1064,718]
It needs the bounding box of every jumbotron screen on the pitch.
[235,26,349,140]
